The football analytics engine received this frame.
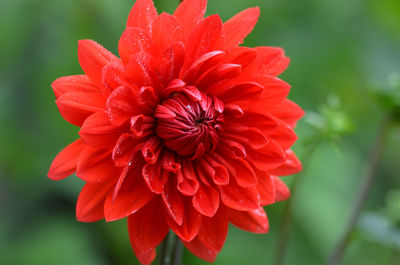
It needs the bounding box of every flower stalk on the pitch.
[324,114,393,265]
[158,233,170,265]
[171,236,184,265]
[158,232,183,265]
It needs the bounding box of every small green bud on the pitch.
[304,94,354,143]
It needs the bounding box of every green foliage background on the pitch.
[1,0,400,264]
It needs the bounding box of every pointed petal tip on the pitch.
[174,0,208,37]
[229,208,269,234]
[47,171,64,181]
[47,169,69,181]
[275,177,290,201]
[126,0,158,31]
[77,39,118,87]
[48,139,84,181]
[77,39,100,52]
[224,6,261,49]
[252,6,261,14]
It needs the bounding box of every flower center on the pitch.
[155,91,224,158]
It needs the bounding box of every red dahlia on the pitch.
[48,0,304,263]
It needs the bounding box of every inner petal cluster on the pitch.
[155,88,224,159]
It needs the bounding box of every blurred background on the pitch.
[1,0,400,264]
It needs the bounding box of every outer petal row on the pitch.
[224,7,260,49]
[78,40,119,88]
[48,139,84,180]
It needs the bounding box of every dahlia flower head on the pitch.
[48,0,303,263]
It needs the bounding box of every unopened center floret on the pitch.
[155,91,224,158]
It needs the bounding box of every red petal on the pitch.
[152,13,184,53]
[161,79,186,98]
[127,199,169,251]
[200,157,229,186]
[231,158,258,188]
[270,149,302,176]
[130,115,155,138]
[101,61,126,96]
[159,42,185,86]
[112,163,129,200]
[177,162,199,196]
[125,52,162,89]
[174,0,207,38]
[165,199,202,242]
[126,0,158,33]
[55,91,106,126]
[274,177,290,201]
[256,172,276,206]
[177,172,200,196]
[141,137,162,163]
[183,237,218,262]
[76,180,114,222]
[154,104,177,119]
[218,82,264,102]
[106,86,138,126]
[224,104,244,118]
[196,208,228,251]
[197,63,241,90]
[77,146,118,183]
[118,27,154,64]
[162,179,184,225]
[228,207,269,233]
[104,163,153,222]
[52,75,99,99]
[220,178,260,211]
[130,245,155,265]
[79,111,125,148]
[192,183,220,217]
[161,151,181,173]
[183,50,225,84]
[224,7,260,49]
[224,47,257,68]
[256,75,290,101]
[246,139,286,172]
[181,85,202,101]
[267,120,298,149]
[137,86,159,110]
[142,162,169,194]
[247,47,290,76]
[224,126,269,150]
[232,111,277,131]
[269,99,304,128]
[184,15,224,72]
[211,164,229,186]
[112,134,138,167]
[219,139,246,159]
[48,139,84,180]
[78,40,118,86]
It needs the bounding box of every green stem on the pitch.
[274,141,320,265]
[158,233,170,265]
[324,114,393,265]
[171,236,184,265]
[158,232,184,265]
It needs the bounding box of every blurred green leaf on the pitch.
[0,219,107,265]
[369,72,400,119]
[385,190,400,223]
[357,212,400,250]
